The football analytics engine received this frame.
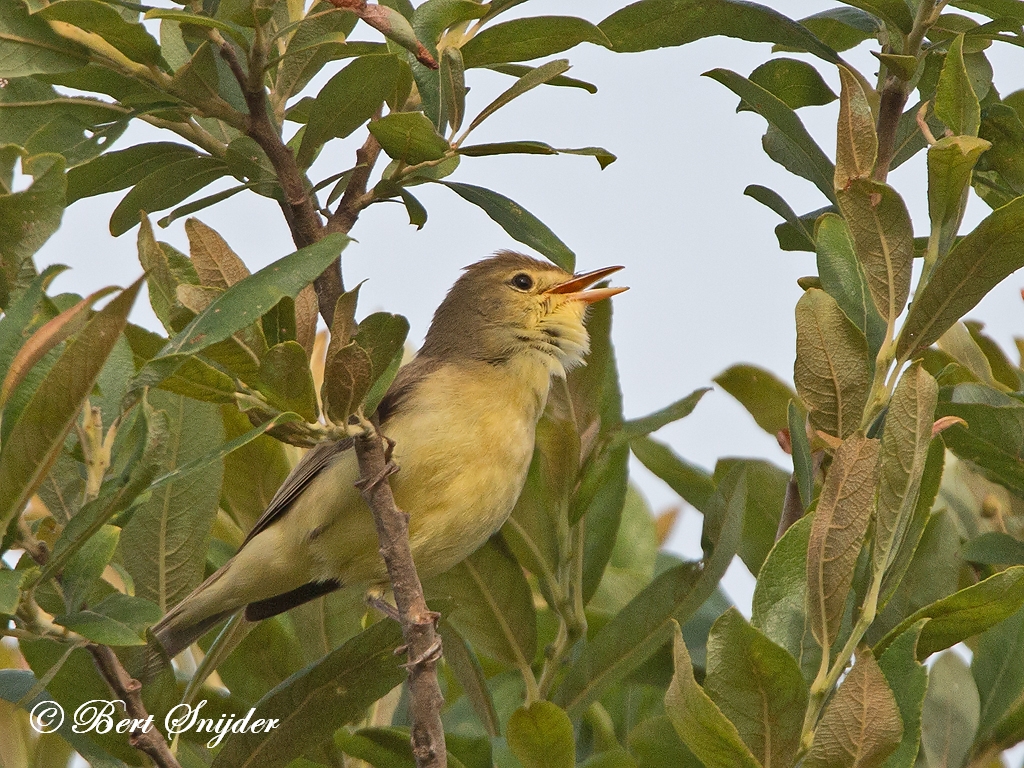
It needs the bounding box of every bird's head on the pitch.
[420,252,627,376]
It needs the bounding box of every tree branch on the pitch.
[354,424,447,768]
[16,527,181,768]
[87,644,183,768]
[874,0,940,181]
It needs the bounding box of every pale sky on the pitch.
[33,0,1024,612]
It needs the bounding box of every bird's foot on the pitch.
[400,638,443,669]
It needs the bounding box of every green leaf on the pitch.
[837,0,913,34]
[412,0,488,56]
[877,565,1024,659]
[0,279,141,534]
[873,365,937,579]
[599,0,840,62]
[794,288,871,439]
[622,387,710,438]
[0,667,135,765]
[295,54,401,168]
[714,363,796,436]
[255,341,318,422]
[438,620,499,736]
[795,8,880,52]
[705,68,836,203]
[0,0,87,76]
[322,342,372,424]
[554,467,746,714]
[630,435,716,514]
[37,0,160,65]
[877,621,928,768]
[934,383,1024,496]
[219,405,293,531]
[804,653,903,768]
[713,458,790,575]
[109,154,230,236]
[66,142,201,204]
[790,400,814,509]
[0,569,23,614]
[507,701,575,768]
[935,34,981,137]
[628,715,702,768]
[897,196,1024,360]
[273,3,360,100]
[440,46,466,132]
[55,609,147,645]
[807,433,879,650]
[211,620,405,768]
[61,523,119,611]
[816,213,887,357]
[587,482,657,617]
[464,58,571,137]
[487,63,597,93]
[703,608,807,767]
[425,538,536,668]
[752,514,821,685]
[144,8,249,49]
[664,621,762,768]
[747,57,837,110]
[835,64,877,189]
[744,184,815,250]
[0,155,65,303]
[921,652,980,768]
[973,604,1024,742]
[0,77,127,168]
[369,111,450,165]
[836,179,914,323]
[121,391,223,612]
[136,214,199,334]
[353,311,408,414]
[460,16,609,68]
[873,506,962,648]
[457,141,616,169]
[225,135,278,197]
[962,532,1024,565]
[136,234,348,388]
[928,136,990,261]
[46,396,168,576]
[439,181,574,271]
[977,103,1024,198]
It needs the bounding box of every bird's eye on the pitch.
[511,273,533,291]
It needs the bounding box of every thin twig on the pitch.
[16,524,181,768]
[88,644,183,768]
[353,423,447,768]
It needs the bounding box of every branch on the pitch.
[324,0,438,68]
[216,35,324,250]
[353,424,447,768]
[15,526,181,768]
[87,644,183,768]
[874,0,939,181]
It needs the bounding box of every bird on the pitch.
[150,251,627,661]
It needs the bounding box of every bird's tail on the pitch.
[142,564,241,677]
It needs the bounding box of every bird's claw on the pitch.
[401,638,443,669]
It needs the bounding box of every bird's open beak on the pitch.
[544,265,628,304]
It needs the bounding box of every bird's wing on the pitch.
[242,437,354,545]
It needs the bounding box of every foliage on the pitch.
[3,0,1024,767]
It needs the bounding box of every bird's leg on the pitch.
[366,590,401,622]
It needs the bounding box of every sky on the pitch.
[32,0,1024,613]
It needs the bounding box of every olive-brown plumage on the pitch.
[151,252,626,661]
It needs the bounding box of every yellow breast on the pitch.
[301,355,554,586]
